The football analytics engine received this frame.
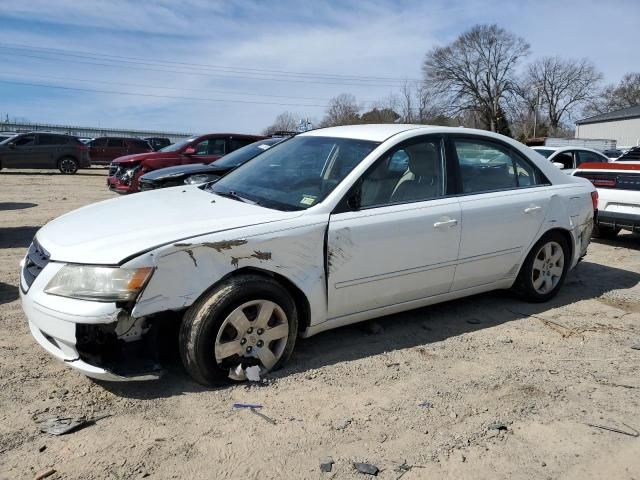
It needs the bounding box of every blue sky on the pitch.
[0,0,638,134]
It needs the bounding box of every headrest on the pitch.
[406,143,439,177]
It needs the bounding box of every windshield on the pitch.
[159,137,195,152]
[533,148,555,158]
[210,138,284,168]
[209,136,379,211]
[0,134,18,145]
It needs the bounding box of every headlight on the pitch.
[44,265,153,302]
[184,174,220,185]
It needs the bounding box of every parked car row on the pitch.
[20,124,597,385]
[107,133,266,193]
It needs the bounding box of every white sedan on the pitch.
[20,125,596,385]
[531,146,610,174]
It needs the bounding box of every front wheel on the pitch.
[58,157,79,174]
[179,275,298,386]
[512,232,570,303]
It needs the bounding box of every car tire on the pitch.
[179,274,298,386]
[58,157,79,174]
[593,224,620,239]
[512,231,570,303]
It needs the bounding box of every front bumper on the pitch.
[106,175,136,194]
[20,261,160,381]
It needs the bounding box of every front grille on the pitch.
[23,240,50,289]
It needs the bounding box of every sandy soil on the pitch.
[1,168,639,480]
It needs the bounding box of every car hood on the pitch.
[36,186,303,264]
[141,163,224,181]
[112,151,177,165]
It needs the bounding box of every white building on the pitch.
[575,105,640,147]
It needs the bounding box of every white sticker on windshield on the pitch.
[257,144,271,150]
[300,195,316,206]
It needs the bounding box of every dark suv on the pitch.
[88,137,152,165]
[0,132,90,174]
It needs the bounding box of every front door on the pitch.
[450,135,551,291]
[327,135,461,319]
[3,134,37,168]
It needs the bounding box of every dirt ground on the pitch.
[1,168,639,480]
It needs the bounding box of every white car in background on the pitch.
[20,124,596,385]
[574,147,640,238]
[532,146,610,174]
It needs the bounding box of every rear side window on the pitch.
[107,138,125,147]
[454,138,546,193]
[208,139,226,155]
[129,139,150,149]
[577,150,607,166]
[91,138,108,147]
[228,138,254,152]
[37,134,68,146]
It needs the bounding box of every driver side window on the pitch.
[360,137,446,208]
[14,135,36,147]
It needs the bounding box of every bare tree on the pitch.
[585,72,640,116]
[320,94,361,127]
[422,24,529,132]
[526,56,602,133]
[262,111,299,135]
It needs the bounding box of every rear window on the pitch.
[533,149,555,158]
[129,139,151,149]
[108,138,125,147]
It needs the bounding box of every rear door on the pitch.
[89,138,108,164]
[105,138,126,161]
[450,135,552,291]
[33,134,67,168]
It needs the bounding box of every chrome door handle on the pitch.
[433,219,458,228]
[524,205,542,214]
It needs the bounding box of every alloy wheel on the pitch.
[531,241,564,294]
[214,299,289,373]
[59,158,77,174]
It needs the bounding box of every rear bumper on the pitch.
[597,210,640,231]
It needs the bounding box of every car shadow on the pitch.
[0,202,38,211]
[0,226,40,249]
[0,282,19,305]
[102,259,640,399]
[592,231,640,251]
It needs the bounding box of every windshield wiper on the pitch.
[213,190,256,204]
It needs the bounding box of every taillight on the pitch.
[590,178,616,188]
[591,191,598,211]
[76,144,88,152]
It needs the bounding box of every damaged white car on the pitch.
[20,124,596,385]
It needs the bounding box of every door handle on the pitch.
[524,205,542,214]
[433,218,458,229]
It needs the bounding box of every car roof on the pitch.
[301,124,427,142]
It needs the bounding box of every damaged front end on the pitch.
[75,310,178,381]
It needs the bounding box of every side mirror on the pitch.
[552,162,565,169]
[184,146,196,155]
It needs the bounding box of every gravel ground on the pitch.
[1,168,639,479]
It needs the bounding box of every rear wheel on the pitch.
[512,231,569,302]
[58,157,79,174]
[593,224,620,239]
[179,275,297,386]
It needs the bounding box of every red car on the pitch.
[106,133,265,193]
